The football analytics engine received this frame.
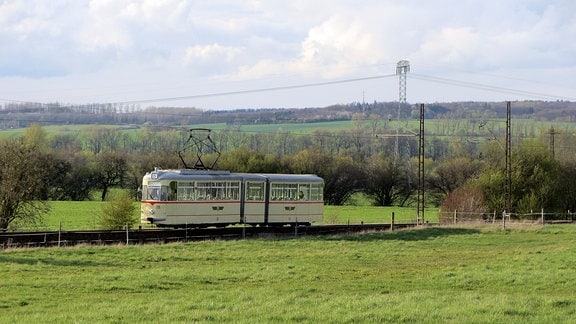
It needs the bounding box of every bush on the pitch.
[439,186,486,223]
[99,191,138,230]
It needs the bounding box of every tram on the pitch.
[140,168,324,227]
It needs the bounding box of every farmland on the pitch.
[1,224,575,322]
[1,115,575,140]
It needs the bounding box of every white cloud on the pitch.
[301,15,377,65]
[0,0,575,107]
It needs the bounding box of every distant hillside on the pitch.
[0,100,574,129]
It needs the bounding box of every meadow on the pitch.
[2,117,573,139]
[1,225,575,322]
[30,201,437,231]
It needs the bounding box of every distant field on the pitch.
[2,118,575,139]
[0,124,116,138]
[191,120,356,134]
[1,225,575,322]
[21,201,438,231]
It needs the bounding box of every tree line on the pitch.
[2,118,576,230]
[3,100,576,130]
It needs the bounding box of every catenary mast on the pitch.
[395,60,410,159]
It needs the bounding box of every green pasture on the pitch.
[0,124,114,138]
[27,201,437,231]
[192,120,355,134]
[43,201,105,230]
[183,118,576,138]
[1,225,575,322]
[1,118,573,139]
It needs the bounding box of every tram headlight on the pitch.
[149,209,155,215]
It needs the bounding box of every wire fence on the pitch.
[439,209,576,228]
[7,209,575,232]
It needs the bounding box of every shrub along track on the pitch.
[0,223,421,248]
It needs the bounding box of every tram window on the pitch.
[145,182,162,200]
[298,184,310,200]
[160,186,168,201]
[271,183,298,201]
[211,182,224,200]
[168,181,177,201]
[195,181,239,200]
[287,183,298,200]
[225,181,240,200]
[196,182,211,200]
[178,182,195,201]
[271,183,281,200]
[310,183,323,201]
[147,188,161,200]
[246,182,264,201]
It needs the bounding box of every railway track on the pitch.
[0,223,421,248]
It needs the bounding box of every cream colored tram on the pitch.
[140,168,323,227]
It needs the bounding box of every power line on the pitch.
[2,71,573,108]
[0,74,397,107]
[113,74,398,105]
[410,73,576,101]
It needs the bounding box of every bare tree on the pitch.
[0,139,50,230]
[427,157,484,196]
[94,152,128,201]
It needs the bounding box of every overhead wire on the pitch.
[1,69,574,145]
[112,74,398,105]
[0,73,397,106]
[1,69,572,107]
[409,73,576,101]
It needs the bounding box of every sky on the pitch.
[1,0,575,110]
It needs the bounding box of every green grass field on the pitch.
[1,225,575,322]
[31,201,437,231]
[2,118,573,139]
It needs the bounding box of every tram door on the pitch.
[243,181,266,224]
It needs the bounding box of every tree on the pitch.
[283,148,331,175]
[427,157,484,196]
[475,141,560,214]
[365,156,416,207]
[322,156,367,205]
[510,143,560,214]
[99,191,137,230]
[62,162,99,201]
[366,156,402,206]
[36,154,72,200]
[22,124,73,201]
[218,146,281,173]
[94,152,128,201]
[22,123,48,151]
[0,139,51,230]
[555,160,576,214]
[439,186,487,223]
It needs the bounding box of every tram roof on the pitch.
[144,169,323,183]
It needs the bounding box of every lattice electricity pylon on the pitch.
[178,128,221,170]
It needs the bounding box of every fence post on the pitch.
[295,218,298,237]
[453,210,457,224]
[126,223,129,245]
[391,212,394,231]
[541,208,544,225]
